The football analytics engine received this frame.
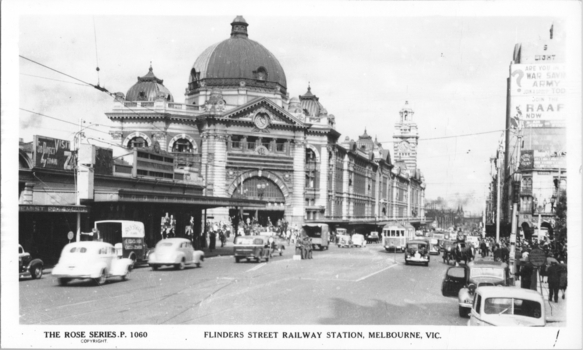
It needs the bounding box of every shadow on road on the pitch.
[318,297,465,325]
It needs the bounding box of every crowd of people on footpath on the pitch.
[475,234,568,303]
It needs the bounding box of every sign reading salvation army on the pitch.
[33,135,75,170]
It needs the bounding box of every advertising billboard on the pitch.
[33,135,75,170]
[510,63,566,128]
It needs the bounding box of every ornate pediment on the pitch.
[221,97,306,127]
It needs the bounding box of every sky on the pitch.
[10,1,578,215]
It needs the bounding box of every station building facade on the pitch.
[104,16,426,230]
[18,16,427,263]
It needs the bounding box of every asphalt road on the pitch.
[20,244,467,325]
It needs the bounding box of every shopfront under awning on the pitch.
[19,204,90,213]
[95,189,267,209]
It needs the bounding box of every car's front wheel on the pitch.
[175,259,185,270]
[31,265,43,279]
[58,278,70,286]
[94,269,107,286]
[151,264,159,271]
[235,257,240,263]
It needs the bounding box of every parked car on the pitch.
[52,241,134,286]
[468,286,546,327]
[441,260,511,317]
[148,238,204,270]
[366,232,380,244]
[19,244,43,280]
[404,240,430,266]
[234,235,272,263]
[337,234,353,248]
[351,234,367,247]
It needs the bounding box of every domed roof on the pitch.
[299,85,328,117]
[126,65,174,102]
[189,16,287,93]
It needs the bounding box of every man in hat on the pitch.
[546,260,562,303]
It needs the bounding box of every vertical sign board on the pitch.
[94,147,114,175]
[510,63,566,128]
[33,135,74,170]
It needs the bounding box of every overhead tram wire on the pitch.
[19,108,110,135]
[20,55,168,135]
[20,73,89,86]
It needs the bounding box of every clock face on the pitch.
[254,114,270,129]
[398,141,410,152]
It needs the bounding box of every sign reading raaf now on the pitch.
[510,64,566,128]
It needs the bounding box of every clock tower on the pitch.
[393,101,419,173]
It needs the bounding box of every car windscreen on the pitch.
[236,237,262,245]
[470,267,505,279]
[406,243,426,250]
[484,298,542,318]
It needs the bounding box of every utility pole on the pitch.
[509,203,518,281]
[496,147,502,244]
[75,118,82,242]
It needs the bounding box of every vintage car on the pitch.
[468,286,546,327]
[52,241,134,286]
[148,238,204,270]
[428,237,440,255]
[19,244,43,280]
[352,234,367,248]
[404,240,430,266]
[337,234,353,248]
[234,235,272,263]
[366,231,380,244]
[441,260,511,317]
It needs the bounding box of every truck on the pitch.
[94,220,149,264]
[302,223,330,251]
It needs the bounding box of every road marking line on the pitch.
[355,263,398,282]
[246,263,266,272]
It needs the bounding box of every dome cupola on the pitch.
[126,64,174,102]
[187,16,287,96]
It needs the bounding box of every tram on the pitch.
[382,224,407,252]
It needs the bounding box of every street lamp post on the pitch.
[256,181,268,223]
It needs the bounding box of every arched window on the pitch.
[256,67,268,81]
[172,138,194,153]
[129,137,148,149]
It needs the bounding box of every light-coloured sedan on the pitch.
[148,238,204,270]
[468,286,545,327]
[52,241,134,286]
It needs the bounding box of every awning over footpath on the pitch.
[98,189,267,209]
[19,204,90,213]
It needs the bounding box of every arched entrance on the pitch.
[229,175,287,227]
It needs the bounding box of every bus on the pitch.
[94,220,149,264]
[382,224,406,252]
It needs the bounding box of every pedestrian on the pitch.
[209,230,216,252]
[546,260,562,303]
[480,240,487,258]
[519,260,533,289]
[559,261,567,299]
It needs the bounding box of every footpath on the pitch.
[513,276,567,327]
